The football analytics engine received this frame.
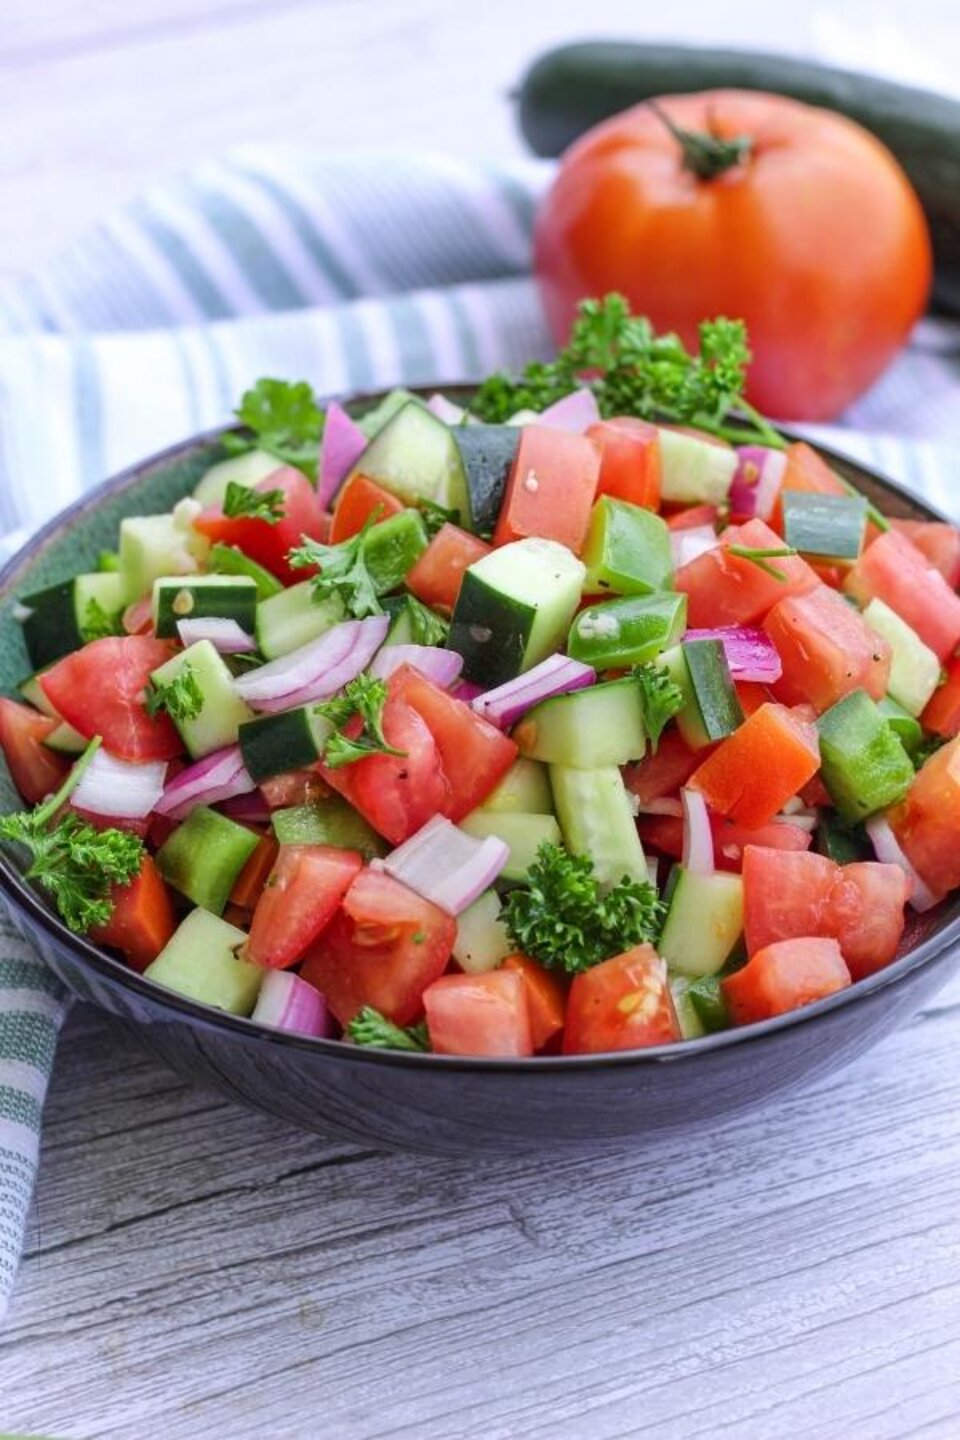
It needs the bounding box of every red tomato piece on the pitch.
[90,856,177,973]
[844,528,960,662]
[321,684,451,845]
[501,954,567,1051]
[712,818,812,872]
[423,970,534,1057]
[688,703,821,828]
[389,664,518,820]
[0,698,70,806]
[39,636,181,761]
[229,833,280,911]
[722,937,851,1025]
[635,814,684,861]
[742,846,907,980]
[405,523,491,613]
[245,844,363,969]
[735,682,773,717]
[563,944,679,1054]
[676,518,818,628]
[888,736,960,901]
[922,655,960,738]
[665,504,719,531]
[764,583,891,713]
[585,417,661,510]
[259,767,329,810]
[193,467,327,585]
[300,868,455,1026]
[329,473,405,543]
[492,425,600,554]
[891,518,960,587]
[624,729,700,804]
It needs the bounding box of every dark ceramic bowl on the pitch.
[1,395,958,1154]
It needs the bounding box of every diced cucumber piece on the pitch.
[453,889,512,974]
[658,868,743,977]
[192,449,281,507]
[877,696,924,755]
[581,497,674,596]
[381,594,448,648]
[480,757,554,815]
[255,581,345,660]
[118,512,208,604]
[514,678,647,768]
[671,973,729,1037]
[207,542,283,600]
[817,689,915,822]
[449,538,585,686]
[549,763,647,886]
[356,387,425,439]
[657,428,738,505]
[567,592,686,669]
[19,571,125,668]
[451,426,519,536]
[16,672,54,715]
[156,807,260,915]
[361,509,428,593]
[150,641,253,758]
[144,908,262,1015]
[238,707,332,782]
[347,401,472,523]
[782,491,868,564]
[670,976,706,1039]
[152,574,258,638]
[660,644,733,751]
[680,638,744,742]
[460,810,561,883]
[271,795,386,857]
[43,721,88,754]
[863,598,941,717]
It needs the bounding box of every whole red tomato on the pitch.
[534,91,932,420]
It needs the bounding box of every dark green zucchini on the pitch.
[515,41,960,313]
[452,425,520,536]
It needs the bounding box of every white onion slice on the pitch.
[865,815,939,912]
[176,617,257,653]
[382,815,509,915]
[670,525,721,570]
[71,750,167,820]
[681,787,714,876]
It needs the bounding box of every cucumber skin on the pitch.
[516,41,960,314]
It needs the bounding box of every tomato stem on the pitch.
[648,100,751,180]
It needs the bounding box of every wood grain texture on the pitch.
[3,2,960,1435]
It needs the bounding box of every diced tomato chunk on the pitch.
[0,698,70,806]
[229,833,279,911]
[712,818,812,871]
[89,856,177,972]
[424,970,533,1056]
[193,467,327,585]
[563,945,679,1053]
[502,953,567,1050]
[329,473,405,543]
[688,703,821,828]
[245,845,362,969]
[764,584,891,713]
[742,845,907,979]
[259,768,328,810]
[665,504,719,531]
[635,814,684,860]
[405,523,491,613]
[922,655,960,738]
[722,937,851,1024]
[676,518,818,628]
[735,682,773,717]
[888,736,960,901]
[493,425,600,554]
[891,518,960,587]
[623,730,700,804]
[844,528,960,662]
[39,636,181,761]
[300,868,455,1026]
[585,417,661,510]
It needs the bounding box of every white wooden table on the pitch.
[3,3,960,1434]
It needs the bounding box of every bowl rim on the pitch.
[1,406,958,1074]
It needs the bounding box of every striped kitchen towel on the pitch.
[0,147,959,1321]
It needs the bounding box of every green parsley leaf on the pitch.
[912,734,946,772]
[222,482,286,524]
[633,662,684,752]
[79,596,121,643]
[222,377,324,481]
[726,544,798,581]
[0,738,145,933]
[144,661,204,723]
[502,842,664,976]
[417,499,461,539]
[404,595,449,647]
[347,1006,430,1052]
[316,674,407,768]
[288,512,385,619]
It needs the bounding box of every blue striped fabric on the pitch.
[0,146,958,1321]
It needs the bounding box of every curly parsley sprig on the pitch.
[347,1006,430,1052]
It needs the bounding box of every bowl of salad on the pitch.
[0,296,958,1154]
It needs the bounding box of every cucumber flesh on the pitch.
[119,513,208,605]
[480,757,554,815]
[863,598,940,717]
[150,640,253,758]
[658,868,744,977]
[238,706,332,782]
[192,449,280,508]
[514,678,647,768]
[460,810,561,883]
[255,581,345,660]
[549,763,647,887]
[19,571,125,669]
[453,889,513,974]
[658,429,737,506]
[347,402,472,524]
[144,908,262,1015]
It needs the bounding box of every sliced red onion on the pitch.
[684,626,783,684]
[471,654,595,730]
[218,790,272,824]
[634,796,684,817]
[318,401,367,509]
[427,393,468,426]
[865,815,939,913]
[537,387,601,432]
[123,597,153,635]
[251,970,334,1038]
[369,644,463,688]
[155,745,256,820]
[670,525,720,570]
[383,815,509,915]
[234,616,389,714]
[681,787,714,875]
[176,617,257,653]
[730,446,788,521]
[450,679,486,704]
[71,750,167,820]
